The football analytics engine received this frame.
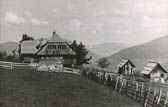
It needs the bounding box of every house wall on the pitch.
[38,42,75,55]
[150,65,167,80]
[20,54,37,63]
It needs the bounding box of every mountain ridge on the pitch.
[87,42,130,57]
[107,35,168,72]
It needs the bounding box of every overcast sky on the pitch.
[0,0,168,45]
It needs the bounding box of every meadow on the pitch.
[0,68,142,107]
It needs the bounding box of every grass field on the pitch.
[0,68,142,107]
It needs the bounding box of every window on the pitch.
[58,45,66,50]
[48,45,58,50]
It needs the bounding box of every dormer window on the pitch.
[47,45,66,50]
[58,45,66,50]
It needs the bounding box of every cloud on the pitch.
[69,19,82,30]
[4,12,27,25]
[143,15,151,21]
[25,11,32,17]
[67,5,72,10]
[53,8,58,13]
[93,10,106,17]
[30,18,48,26]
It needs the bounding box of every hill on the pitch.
[0,68,142,107]
[107,35,168,72]
[87,42,130,57]
[0,42,19,54]
[87,51,101,62]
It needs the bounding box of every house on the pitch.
[117,58,136,75]
[20,30,76,67]
[140,62,167,81]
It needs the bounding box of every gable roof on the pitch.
[117,58,136,68]
[20,31,76,55]
[140,62,167,75]
[48,31,66,43]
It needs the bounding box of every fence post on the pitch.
[119,79,125,93]
[115,77,119,91]
[131,81,135,99]
[10,62,13,70]
[152,88,157,106]
[157,88,162,105]
[140,83,144,102]
[135,82,139,100]
[123,79,127,94]
[144,85,151,107]
[164,91,168,107]
[125,80,128,96]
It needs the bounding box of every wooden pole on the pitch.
[140,83,144,102]
[164,91,168,107]
[135,82,139,100]
[119,79,125,93]
[115,77,119,91]
[144,85,151,107]
[10,62,13,70]
[123,79,127,94]
[157,88,162,105]
[132,81,135,99]
[125,80,128,96]
[152,88,157,106]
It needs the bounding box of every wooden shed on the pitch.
[117,58,136,75]
[140,62,167,81]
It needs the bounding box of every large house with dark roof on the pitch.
[20,31,76,67]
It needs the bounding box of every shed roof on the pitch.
[140,62,167,75]
[21,40,39,54]
[117,58,136,68]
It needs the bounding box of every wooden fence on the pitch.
[81,67,168,107]
[0,61,80,75]
[0,61,35,70]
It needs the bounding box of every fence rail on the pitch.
[0,61,80,75]
[81,66,168,107]
[0,61,35,70]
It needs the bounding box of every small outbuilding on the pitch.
[140,62,167,82]
[117,58,136,75]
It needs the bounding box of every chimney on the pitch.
[52,30,56,37]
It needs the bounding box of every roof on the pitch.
[48,31,65,43]
[140,62,167,75]
[21,31,75,55]
[21,40,39,54]
[117,58,136,68]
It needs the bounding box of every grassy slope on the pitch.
[0,68,142,107]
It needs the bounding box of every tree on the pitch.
[0,51,17,62]
[20,34,34,43]
[97,57,110,69]
[70,40,78,52]
[0,51,7,60]
[71,40,92,67]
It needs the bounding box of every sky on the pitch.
[0,0,168,45]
